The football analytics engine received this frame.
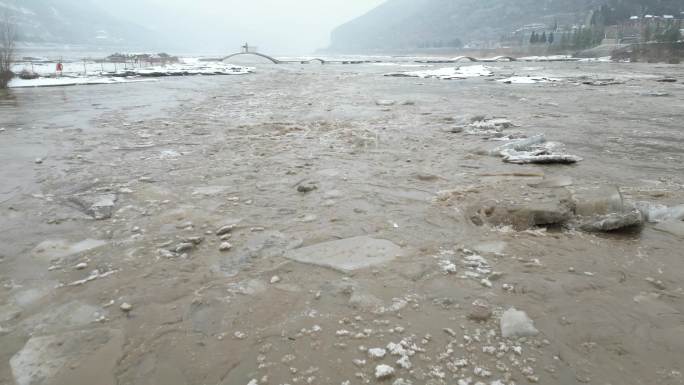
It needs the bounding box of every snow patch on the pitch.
[497,76,560,84]
[385,65,493,80]
[9,77,154,88]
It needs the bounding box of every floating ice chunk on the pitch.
[385,65,493,80]
[353,359,367,367]
[502,152,583,164]
[468,117,514,132]
[497,76,560,84]
[491,135,546,155]
[439,260,457,274]
[474,367,492,377]
[393,379,413,385]
[67,269,118,286]
[377,298,409,314]
[9,62,254,89]
[636,202,684,223]
[376,100,396,106]
[368,348,387,359]
[454,359,469,368]
[396,355,412,369]
[500,308,539,338]
[519,55,574,61]
[578,210,644,232]
[387,342,408,356]
[454,65,494,77]
[375,364,395,379]
[490,134,582,164]
[9,76,155,88]
[124,63,254,76]
[284,236,402,272]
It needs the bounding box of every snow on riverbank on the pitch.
[8,62,254,88]
[9,76,156,88]
[384,65,493,80]
[518,55,575,62]
[109,63,254,77]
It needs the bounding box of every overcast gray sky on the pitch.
[95,0,387,54]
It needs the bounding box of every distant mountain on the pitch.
[0,0,157,48]
[329,0,684,52]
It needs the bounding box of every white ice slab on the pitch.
[284,236,403,272]
[385,65,493,80]
[8,76,154,88]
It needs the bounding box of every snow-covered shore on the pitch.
[8,62,254,88]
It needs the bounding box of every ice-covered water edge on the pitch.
[384,64,494,80]
[8,62,255,89]
[8,77,157,88]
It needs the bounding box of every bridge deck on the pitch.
[215,52,524,65]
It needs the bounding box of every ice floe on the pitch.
[109,63,254,77]
[9,76,154,88]
[9,63,254,88]
[385,65,493,80]
[497,76,560,84]
[490,134,583,164]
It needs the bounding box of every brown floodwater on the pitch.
[1,61,683,385]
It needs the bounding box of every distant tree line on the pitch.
[529,31,555,44]
[642,20,683,43]
[528,28,602,50]
[558,28,605,49]
[519,2,683,51]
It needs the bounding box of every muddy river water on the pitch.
[1,61,684,385]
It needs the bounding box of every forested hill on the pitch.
[329,0,684,51]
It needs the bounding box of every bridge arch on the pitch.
[221,52,280,64]
[303,58,326,64]
[491,56,517,62]
[452,56,478,62]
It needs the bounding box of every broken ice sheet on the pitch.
[9,63,254,89]
[490,134,582,164]
[497,76,560,84]
[385,65,493,80]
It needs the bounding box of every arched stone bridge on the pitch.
[221,52,328,64]
[453,56,517,62]
[221,52,282,64]
[220,51,516,65]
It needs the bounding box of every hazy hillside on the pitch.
[329,0,684,51]
[0,0,157,48]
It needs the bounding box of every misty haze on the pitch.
[1,1,684,385]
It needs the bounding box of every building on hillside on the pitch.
[618,15,683,43]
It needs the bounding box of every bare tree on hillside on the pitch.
[0,12,16,89]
